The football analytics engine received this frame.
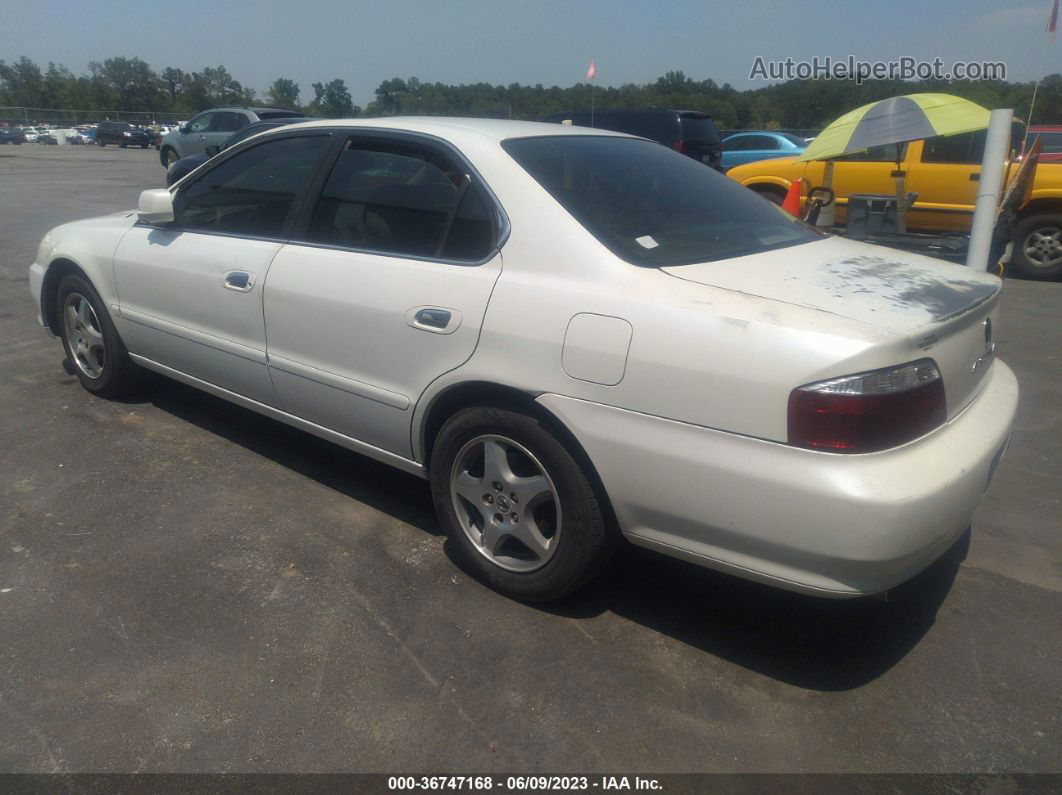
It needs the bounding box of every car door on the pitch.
[903,128,1026,233]
[180,111,216,157]
[262,134,504,457]
[113,131,335,404]
[800,142,907,225]
[204,111,246,154]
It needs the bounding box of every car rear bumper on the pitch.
[537,359,1019,597]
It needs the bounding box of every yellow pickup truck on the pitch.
[726,128,1062,279]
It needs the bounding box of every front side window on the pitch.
[503,135,820,267]
[187,113,213,133]
[172,134,331,237]
[305,139,495,261]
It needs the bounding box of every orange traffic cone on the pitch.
[781,178,802,217]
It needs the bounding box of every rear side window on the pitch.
[305,140,494,261]
[172,135,331,237]
[1031,131,1062,154]
[504,135,820,267]
[211,112,245,133]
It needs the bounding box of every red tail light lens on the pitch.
[672,140,688,155]
[788,359,946,453]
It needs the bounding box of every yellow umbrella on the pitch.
[798,93,990,162]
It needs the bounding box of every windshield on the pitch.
[503,136,821,267]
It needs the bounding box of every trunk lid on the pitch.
[662,236,1003,418]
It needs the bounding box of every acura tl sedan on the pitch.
[29,118,1018,602]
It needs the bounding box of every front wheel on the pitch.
[97,139,105,147]
[1011,214,1062,279]
[161,147,179,167]
[57,274,139,398]
[430,407,613,601]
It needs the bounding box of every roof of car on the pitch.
[210,106,303,113]
[268,116,633,142]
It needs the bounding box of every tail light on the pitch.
[788,359,946,453]
[672,140,688,155]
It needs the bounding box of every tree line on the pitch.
[2,55,1059,129]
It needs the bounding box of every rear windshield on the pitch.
[679,116,721,144]
[503,136,820,267]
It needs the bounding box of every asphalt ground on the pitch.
[0,144,1059,774]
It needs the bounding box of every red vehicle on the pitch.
[1026,125,1062,163]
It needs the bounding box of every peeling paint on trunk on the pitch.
[662,237,1001,332]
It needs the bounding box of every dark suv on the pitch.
[96,121,153,148]
[542,109,724,171]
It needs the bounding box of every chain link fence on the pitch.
[0,107,188,125]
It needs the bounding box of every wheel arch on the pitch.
[743,180,791,200]
[417,380,620,533]
[1017,197,1062,219]
[40,258,92,336]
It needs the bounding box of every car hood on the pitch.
[661,236,1001,333]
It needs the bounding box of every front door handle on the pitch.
[223,270,255,292]
[969,172,980,182]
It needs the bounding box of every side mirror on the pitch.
[205,145,220,157]
[178,123,189,134]
[138,188,174,224]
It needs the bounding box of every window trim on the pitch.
[286,128,510,267]
[138,128,337,243]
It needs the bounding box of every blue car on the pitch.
[721,131,807,171]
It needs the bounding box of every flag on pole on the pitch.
[585,60,596,80]
[1049,0,1059,41]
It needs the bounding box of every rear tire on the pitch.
[56,274,139,398]
[430,407,613,602]
[1011,214,1062,279]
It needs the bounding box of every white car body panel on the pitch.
[113,226,281,405]
[262,243,502,457]
[29,117,1019,597]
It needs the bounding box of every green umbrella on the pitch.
[797,93,990,162]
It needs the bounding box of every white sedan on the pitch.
[29,118,1018,601]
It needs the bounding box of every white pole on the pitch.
[966,108,1014,269]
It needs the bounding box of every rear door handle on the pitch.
[969,172,980,182]
[406,306,461,334]
[415,308,451,328]
[223,270,255,292]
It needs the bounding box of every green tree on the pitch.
[309,78,357,117]
[266,77,301,110]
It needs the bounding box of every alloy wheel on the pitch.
[63,293,105,379]
[1023,226,1062,269]
[449,434,562,573]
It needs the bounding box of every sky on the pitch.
[3,0,1060,107]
